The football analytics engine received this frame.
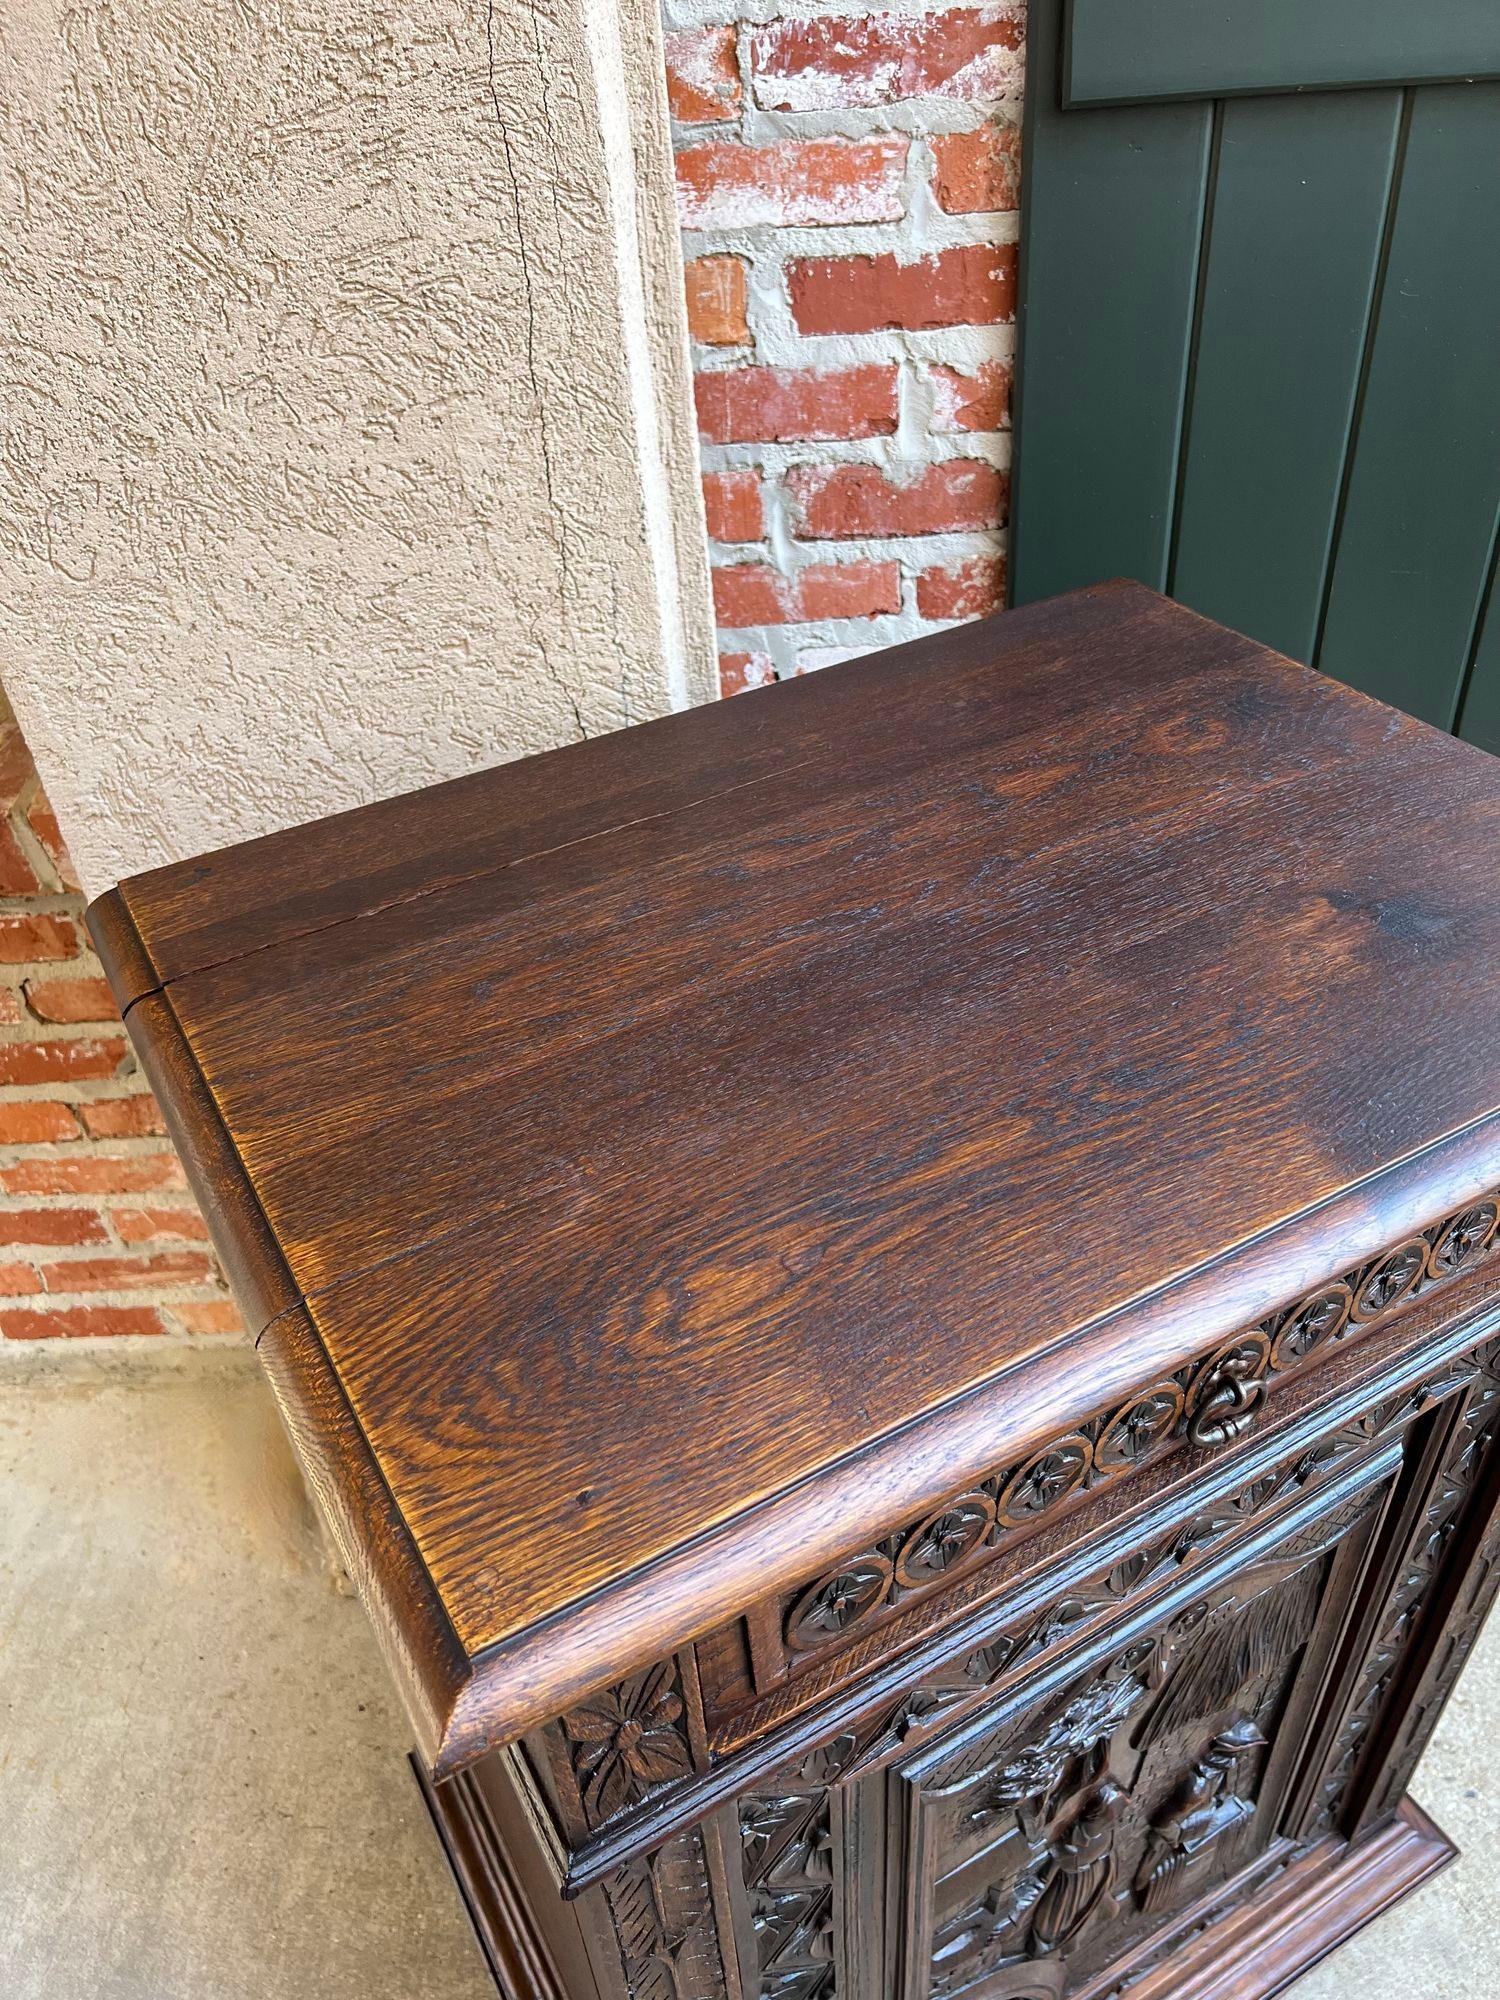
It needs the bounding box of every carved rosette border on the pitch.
[548,1197,1499,1847]
[777,1191,1500,1667]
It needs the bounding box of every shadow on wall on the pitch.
[0,688,238,1344]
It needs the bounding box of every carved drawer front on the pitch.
[734,1446,1398,2000]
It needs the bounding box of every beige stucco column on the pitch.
[0,0,714,895]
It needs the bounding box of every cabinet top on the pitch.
[89,581,1500,1775]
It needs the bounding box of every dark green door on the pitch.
[1009,0,1500,749]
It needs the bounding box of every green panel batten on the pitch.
[1064,0,1500,106]
[1456,549,1500,756]
[1015,0,1500,747]
[1317,86,1500,727]
[1169,91,1401,664]
[1009,0,1210,608]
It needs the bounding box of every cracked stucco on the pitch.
[0,0,715,893]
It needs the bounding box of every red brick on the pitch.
[171,1297,243,1335]
[78,1095,168,1140]
[0,1207,109,1247]
[684,257,750,345]
[719,652,779,697]
[713,561,900,627]
[2,1303,167,1340]
[930,360,1012,432]
[696,364,899,444]
[0,719,33,815]
[0,1101,80,1144]
[931,124,1022,213]
[0,915,79,962]
[676,136,907,230]
[22,974,119,1024]
[702,471,765,544]
[917,552,1008,619]
[0,1261,38,1296]
[0,822,39,895]
[751,8,1024,111]
[663,25,741,122]
[0,1153,187,1196]
[40,1250,216,1294]
[0,1036,128,1087]
[112,1204,211,1245]
[24,788,80,891]
[789,459,1007,539]
[789,243,1015,334]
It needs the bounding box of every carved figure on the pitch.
[1030,1778,1127,1951]
[1133,1719,1266,1914]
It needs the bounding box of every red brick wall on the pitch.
[0,698,241,1343]
[664,3,1024,694]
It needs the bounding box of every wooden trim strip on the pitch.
[114,985,299,1336]
[258,1303,472,1771]
[86,884,163,1015]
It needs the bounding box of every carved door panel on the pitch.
[731,1443,1400,2000]
[889,1460,1395,2000]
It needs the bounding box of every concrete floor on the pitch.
[1,1345,1495,2000]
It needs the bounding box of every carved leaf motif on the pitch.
[1430,1202,1498,1275]
[1094,1384,1184,1471]
[1269,1284,1351,1367]
[897,1494,996,1587]
[603,1827,727,2000]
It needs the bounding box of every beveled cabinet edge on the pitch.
[86,883,163,1015]
[105,976,300,1336]
[257,1302,474,1771]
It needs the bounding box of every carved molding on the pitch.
[598,1826,728,2000]
[776,1192,1500,1665]
[1310,1333,1500,1834]
[552,1306,1499,1853]
[739,1787,836,2000]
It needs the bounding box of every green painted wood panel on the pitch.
[1453,540,1500,755]
[1169,91,1401,663]
[1009,0,1210,607]
[1065,0,1500,107]
[1317,85,1500,727]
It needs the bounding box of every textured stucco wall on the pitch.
[0,0,715,894]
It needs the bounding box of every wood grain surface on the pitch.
[88,581,1500,1772]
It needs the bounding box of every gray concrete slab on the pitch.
[0,1342,492,2000]
[0,1342,1494,1998]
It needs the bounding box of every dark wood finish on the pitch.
[88,585,1500,1999]
[1070,1798,1456,2000]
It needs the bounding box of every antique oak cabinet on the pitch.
[90,583,1500,2000]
